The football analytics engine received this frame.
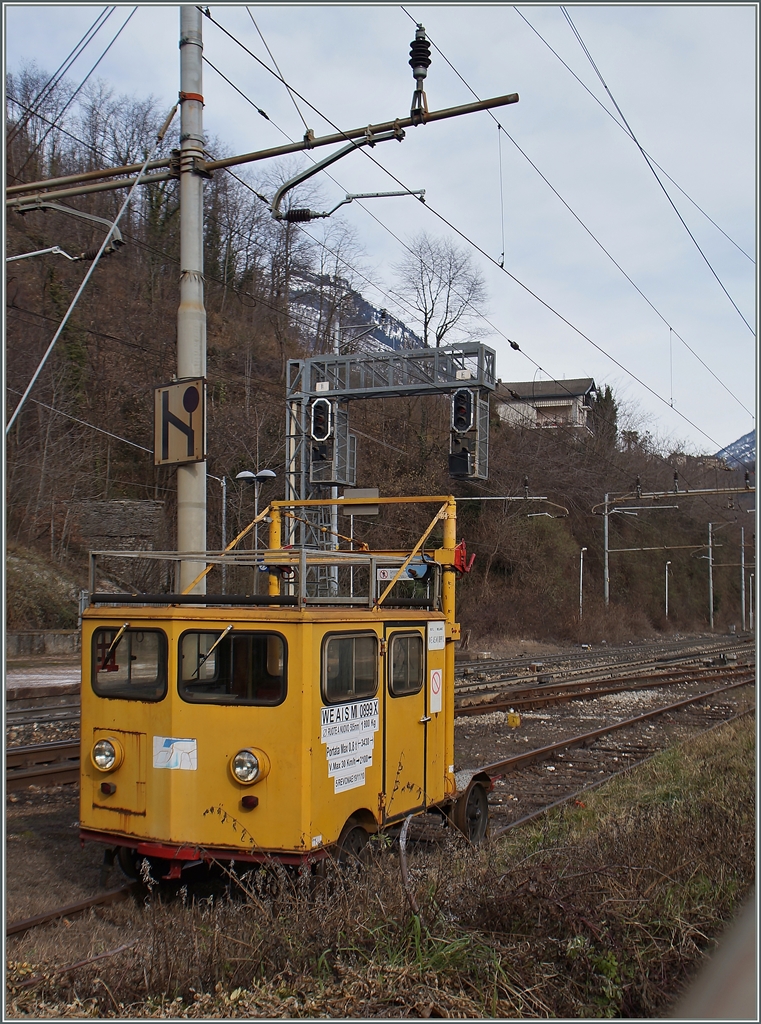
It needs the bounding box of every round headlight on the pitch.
[232,749,260,783]
[93,739,116,771]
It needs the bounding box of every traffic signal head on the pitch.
[448,447,472,478]
[452,389,474,433]
[310,398,333,442]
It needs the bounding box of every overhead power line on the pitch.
[6,5,114,146]
[12,7,138,183]
[203,7,742,455]
[559,6,754,335]
[399,6,753,419]
[512,6,755,266]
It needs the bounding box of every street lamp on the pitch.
[665,561,671,620]
[579,547,587,622]
[236,469,277,548]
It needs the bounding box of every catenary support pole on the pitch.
[603,494,610,607]
[177,5,207,594]
[708,522,714,630]
[740,527,746,631]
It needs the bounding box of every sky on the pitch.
[4,3,758,456]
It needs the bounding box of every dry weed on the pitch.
[6,718,754,1018]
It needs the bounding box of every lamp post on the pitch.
[236,469,277,548]
[236,469,277,590]
[207,473,227,592]
[665,561,671,620]
[579,547,587,622]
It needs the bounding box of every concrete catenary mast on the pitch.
[177,5,207,593]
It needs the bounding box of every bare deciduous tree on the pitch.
[392,232,488,347]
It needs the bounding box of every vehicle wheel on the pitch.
[452,782,488,844]
[116,845,139,879]
[337,824,369,869]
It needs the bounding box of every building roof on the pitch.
[495,378,597,402]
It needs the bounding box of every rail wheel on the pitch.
[336,823,369,869]
[116,845,139,879]
[452,781,489,844]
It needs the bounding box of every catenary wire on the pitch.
[197,30,754,530]
[559,5,754,335]
[245,7,312,134]
[512,6,755,265]
[6,6,115,146]
[5,388,153,453]
[202,8,743,454]
[195,11,750,494]
[11,7,138,183]
[6,29,739,504]
[399,5,754,420]
[6,94,103,157]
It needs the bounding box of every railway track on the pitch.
[482,684,755,834]
[488,706,755,838]
[455,635,753,681]
[455,659,755,715]
[6,740,80,790]
[5,684,80,728]
[455,636,754,700]
[6,682,754,939]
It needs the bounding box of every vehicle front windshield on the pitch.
[92,627,167,701]
[179,630,287,705]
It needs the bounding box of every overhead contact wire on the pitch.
[401,5,753,420]
[204,7,731,453]
[559,6,754,335]
[512,6,755,265]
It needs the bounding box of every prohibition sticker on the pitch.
[430,668,443,714]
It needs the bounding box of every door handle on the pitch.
[419,716,432,724]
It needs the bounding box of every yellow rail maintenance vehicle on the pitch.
[79,495,489,878]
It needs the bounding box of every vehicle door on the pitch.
[382,625,427,821]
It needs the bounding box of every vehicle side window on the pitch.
[179,631,286,706]
[322,633,378,703]
[92,628,167,701]
[389,633,424,696]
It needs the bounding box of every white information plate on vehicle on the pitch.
[427,621,445,650]
[321,699,379,793]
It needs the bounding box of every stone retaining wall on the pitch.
[6,631,80,657]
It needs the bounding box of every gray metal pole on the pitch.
[750,574,755,632]
[603,494,610,607]
[740,527,746,631]
[579,547,586,621]
[665,561,671,619]
[708,523,714,630]
[177,5,207,593]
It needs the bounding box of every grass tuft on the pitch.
[6,717,754,1018]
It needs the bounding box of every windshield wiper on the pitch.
[98,622,130,671]
[192,624,234,680]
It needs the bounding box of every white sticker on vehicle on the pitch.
[321,699,379,793]
[427,621,445,650]
[430,667,443,714]
[153,736,198,771]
